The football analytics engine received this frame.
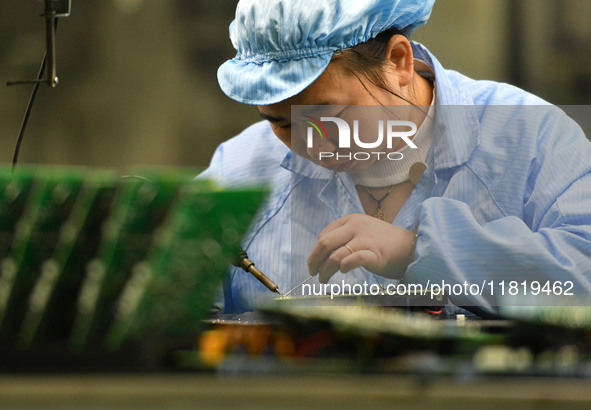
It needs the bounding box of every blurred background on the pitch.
[0,0,590,169]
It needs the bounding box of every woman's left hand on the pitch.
[307,213,415,283]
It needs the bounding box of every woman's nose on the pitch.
[306,135,337,157]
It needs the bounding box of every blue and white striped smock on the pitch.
[199,42,591,314]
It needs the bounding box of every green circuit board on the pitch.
[0,165,267,356]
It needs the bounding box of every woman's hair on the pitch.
[332,28,415,105]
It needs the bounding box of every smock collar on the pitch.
[411,42,481,171]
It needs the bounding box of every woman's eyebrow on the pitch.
[259,112,288,123]
[259,102,344,123]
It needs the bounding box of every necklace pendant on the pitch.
[374,208,386,221]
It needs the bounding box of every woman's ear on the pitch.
[384,35,414,88]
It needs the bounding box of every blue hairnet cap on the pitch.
[218,0,436,105]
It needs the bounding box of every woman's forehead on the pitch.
[291,64,353,105]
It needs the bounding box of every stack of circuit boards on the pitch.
[0,166,266,370]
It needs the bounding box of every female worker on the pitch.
[200,0,591,315]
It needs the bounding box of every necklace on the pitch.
[365,184,397,221]
[363,162,429,221]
